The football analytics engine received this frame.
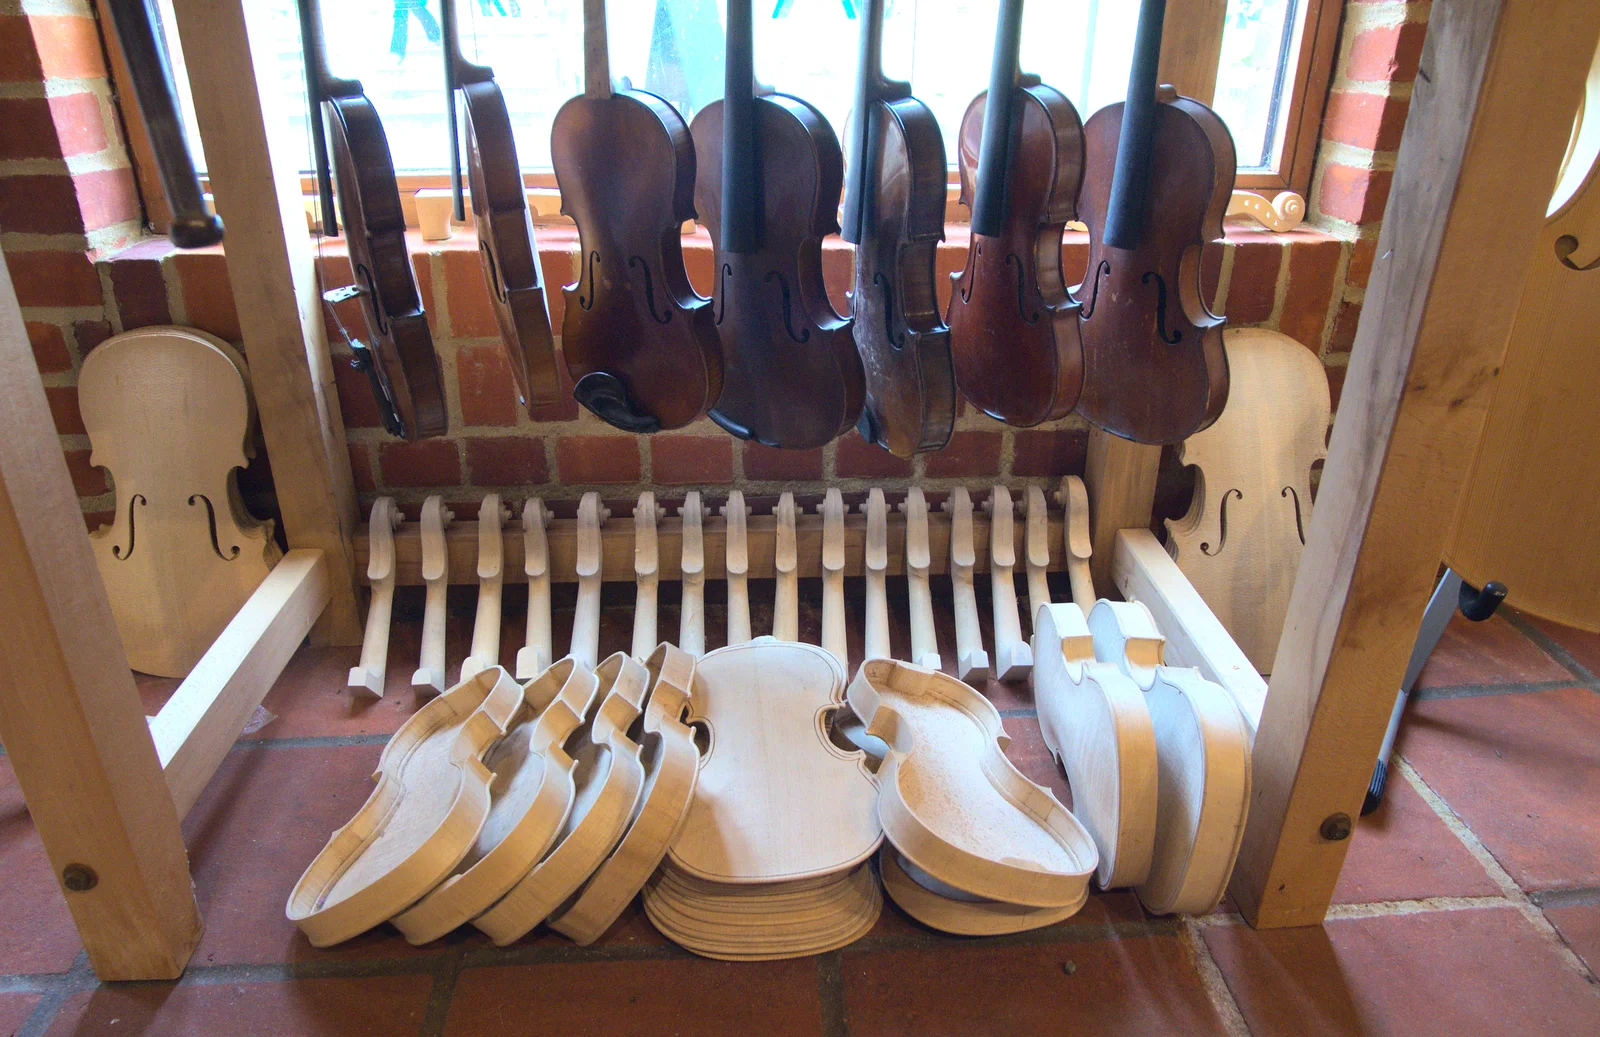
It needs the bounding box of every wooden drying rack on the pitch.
[0,0,1594,983]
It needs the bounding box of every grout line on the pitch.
[1410,679,1581,701]
[1179,918,1253,1037]
[1501,611,1600,688]
[14,955,96,1037]
[233,734,395,750]
[416,948,465,1037]
[1531,887,1600,911]
[815,950,849,1037]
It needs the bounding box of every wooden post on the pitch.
[1158,0,1227,103]
[167,0,361,645]
[0,263,201,980]
[1083,430,1160,592]
[1232,0,1600,928]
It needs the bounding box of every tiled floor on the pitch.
[2,582,1599,1036]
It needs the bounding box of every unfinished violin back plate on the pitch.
[1088,598,1165,690]
[669,638,881,883]
[1032,603,1157,890]
[847,658,1097,907]
[82,326,280,677]
[286,667,524,947]
[1138,666,1252,916]
[879,848,1080,936]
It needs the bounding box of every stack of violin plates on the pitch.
[642,638,883,960]
[844,658,1099,936]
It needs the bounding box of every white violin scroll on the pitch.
[722,491,752,645]
[1225,189,1305,232]
[82,326,280,677]
[819,489,847,665]
[349,497,402,697]
[984,486,1032,680]
[773,492,799,642]
[461,495,513,683]
[516,499,553,680]
[571,492,608,669]
[942,488,989,684]
[632,492,666,661]
[863,489,891,662]
[411,496,455,696]
[1088,599,1166,691]
[678,493,706,657]
[1056,476,1095,616]
[899,487,941,670]
[1031,603,1156,890]
[1024,486,1052,630]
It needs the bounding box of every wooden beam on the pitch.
[151,550,331,819]
[1084,429,1161,592]
[1159,0,1228,104]
[167,0,362,646]
[1232,0,1600,928]
[0,263,200,981]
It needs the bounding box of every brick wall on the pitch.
[0,0,1427,528]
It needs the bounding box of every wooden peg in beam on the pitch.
[1025,486,1052,630]
[722,491,751,645]
[461,495,512,683]
[1056,476,1095,616]
[571,492,607,669]
[819,489,847,665]
[679,492,706,657]
[632,492,666,661]
[349,497,401,697]
[516,499,553,679]
[411,496,454,696]
[986,486,1032,680]
[943,487,989,684]
[773,492,799,642]
[900,487,941,670]
[864,489,890,662]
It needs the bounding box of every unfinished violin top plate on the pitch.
[285,667,524,947]
[846,658,1097,908]
[669,637,881,884]
[879,848,1081,936]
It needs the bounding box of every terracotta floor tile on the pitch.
[1543,899,1600,976]
[1001,714,1072,808]
[46,974,430,1036]
[842,935,1228,1036]
[1204,906,1600,1037]
[443,957,823,1036]
[0,993,40,1035]
[1332,773,1496,904]
[182,744,437,965]
[1398,686,1600,890]
[0,761,89,975]
[1526,615,1600,678]
[1413,613,1569,689]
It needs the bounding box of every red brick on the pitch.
[1318,164,1393,224]
[73,166,140,231]
[172,251,241,341]
[29,15,107,80]
[466,436,548,486]
[652,435,733,484]
[1225,241,1281,323]
[835,430,913,478]
[1060,236,1089,286]
[0,97,62,160]
[4,250,101,307]
[443,248,497,337]
[1327,300,1363,354]
[557,435,640,484]
[0,17,44,82]
[1345,22,1428,84]
[1322,90,1409,151]
[0,174,83,235]
[1278,240,1342,348]
[457,342,519,427]
[73,318,112,354]
[1326,365,1347,413]
[923,430,1002,478]
[821,237,853,317]
[1012,427,1088,477]
[347,442,375,493]
[26,321,71,373]
[743,442,822,481]
[63,448,107,496]
[379,439,461,486]
[681,235,714,298]
[108,256,170,329]
[331,355,383,428]
[48,91,106,156]
[1347,236,1378,287]
[412,249,438,333]
[537,246,574,331]
[45,385,83,435]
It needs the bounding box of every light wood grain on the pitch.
[411,497,453,695]
[1057,476,1095,614]
[985,486,1032,680]
[879,849,1082,935]
[1024,486,1052,627]
[632,493,664,660]
[773,493,799,641]
[570,493,607,668]
[943,488,990,683]
[722,492,752,645]
[461,496,511,683]
[1157,0,1228,104]
[820,489,848,665]
[1088,599,1166,692]
[899,488,942,669]
[1084,429,1160,592]
[863,489,891,663]
[350,499,401,696]
[516,499,553,680]
[679,493,706,657]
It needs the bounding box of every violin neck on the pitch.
[841,0,893,244]
[295,0,348,238]
[583,0,612,99]
[970,0,1026,237]
[721,0,758,253]
[1103,0,1167,250]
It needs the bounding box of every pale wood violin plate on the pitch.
[642,861,880,960]
[286,667,524,946]
[846,658,1097,908]
[879,849,1081,936]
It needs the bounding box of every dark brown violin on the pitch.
[842,0,953,458]
[946,0,1084,429]
[299,0,446,440]
[690,0,862,450]
[1075,0,1236,444]
[442,0,562,412]
[552,0,721,432]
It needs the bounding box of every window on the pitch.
[142,0,1337,225]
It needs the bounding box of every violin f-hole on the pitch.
[872,272,904,347]
[354,262,389,335]
[1080,260,1110,320]
[1283,485,1307,545]
[479,241,508,304]
[1141,271,1183,344]
[958,241,980,304]
[1006,253,1041,324]
[577,251,600,311]
[764,270,811,343]
[629,256,674,325]
[189,494,241,561]
[715,263,732,325]
[111,493,147,559]
[1200,488,1242,556]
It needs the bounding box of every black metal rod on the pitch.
[442,0,465,223]
[1103,0,1166,250]
[720,0,757,253]
[970,0,1025,237]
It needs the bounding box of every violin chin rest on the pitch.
[573,371,662,434]
[707,408,779,449]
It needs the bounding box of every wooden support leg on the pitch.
[0,262,201,981]
[1232,0,1600,928]
[1084,429,1160,594]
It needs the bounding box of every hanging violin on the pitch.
[442,0,562,413]
[842,0,953,458]
[299,0,446,440]
[946,0,1084,429]
[552,0,721,432]
[1074,0,1236,444]
[690,0,863,450]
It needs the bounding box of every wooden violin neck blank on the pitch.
[582,0,612,99]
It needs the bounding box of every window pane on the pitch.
[1213,0,1298,170]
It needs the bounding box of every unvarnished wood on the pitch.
[1234,0,1600,928]
[1024,486,1052,626]
[0,261,200,981]
[943,488,989,683]
[1057,475,1095,614]
[863,489,891,662]
[984,486,1032,680]
[632,493,664,659]
[899,488,941,669]
[773,493,799,641]
[461,495,511,683]
[571,493,607,668]
[516,499,552,679]
[411,497,453,695]
[1084,429,1160,591]
[722,492,752,645]
[821,490,848,665]
[350,498,400,696]
[878,848,1078,935]
[679,493,706,657]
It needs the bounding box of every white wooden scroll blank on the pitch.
[820,489,847,665]
[1225,189,1306,232]
[516,499,552,680]
[1024,486,1051,632]
[722,491,751,645]
[349,497,401,697]
[632,492,665,661]
[461,495,512,684]
[900,487,941,670]
[411,496,454,696]
[985,486,1032,680]
[773,492,799,642]
[943,488,989,684]
[1056,476,1095,615]
[571,492,607,669]
[679,493,706,657]
[864,488,890,662]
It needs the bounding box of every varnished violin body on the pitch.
[553,0,720,432]
[946,0,1084,429]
